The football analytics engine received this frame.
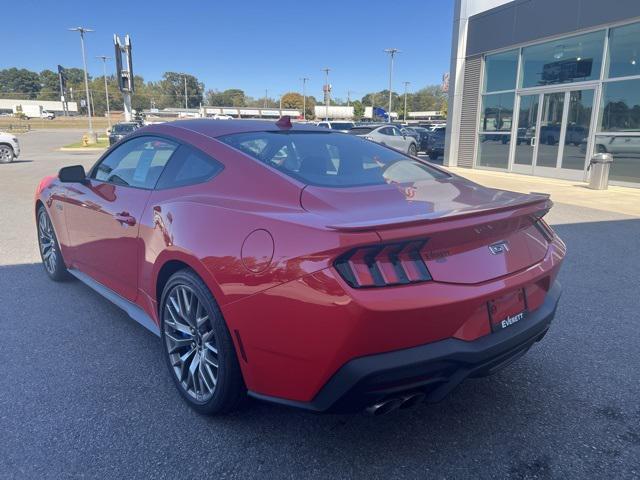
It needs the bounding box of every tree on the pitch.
[0,68,42,99]
[159,72,204,108]
[37,70,61,101]
[352,100,364,119]
[205,88,246,107]
[280,92,303,109]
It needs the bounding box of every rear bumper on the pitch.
[249,280,562,413]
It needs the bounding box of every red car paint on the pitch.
[35,120,565,406]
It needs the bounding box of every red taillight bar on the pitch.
[334,240,432,288]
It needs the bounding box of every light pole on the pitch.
[384,48,400,123]
[96,56,112,129]
[322,67,330,121]
[301,77,309,120]
[69,27,95,141]
[183,75,188,110]
[403,81,410,123]
[347,90,355,107]
[264,89,268,108]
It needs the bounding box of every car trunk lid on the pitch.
[301,177,552,285]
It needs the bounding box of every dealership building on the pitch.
[445,0,640,187]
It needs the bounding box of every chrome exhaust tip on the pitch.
[399,392,426,409]
[364,398,404,416]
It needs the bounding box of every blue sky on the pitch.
[4,0,454,101]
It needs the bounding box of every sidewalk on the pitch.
[446,167,640,218]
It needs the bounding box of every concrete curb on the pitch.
[58,147,107,152]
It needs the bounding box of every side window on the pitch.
[379,127,391,136]
[155,144,223,189]
[92,136,177,189]
[392,127,402,136]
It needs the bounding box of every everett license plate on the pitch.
[488,288,527,332]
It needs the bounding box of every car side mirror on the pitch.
[59,165,86,183]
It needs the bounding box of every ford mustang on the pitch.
[35,118,565,415]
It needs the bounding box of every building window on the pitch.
[607,22,640,79]
[594,135,640,184]
[484,50,518,92]
[477,134,510,169]
[480,92,514,132]
[600,79,640,132]
[520,31,605,88]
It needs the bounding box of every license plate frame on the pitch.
[488,288,528,333]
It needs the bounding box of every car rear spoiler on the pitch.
[326,194,552,232]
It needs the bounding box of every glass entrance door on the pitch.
[514,88,596,179]
[561,90,594,170]
[536,92,565,168]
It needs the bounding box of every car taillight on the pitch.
[531,209,554,242]
[334,240,432,288]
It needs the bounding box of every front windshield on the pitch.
[218,131,448,187]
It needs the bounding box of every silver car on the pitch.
[349,124,418,155]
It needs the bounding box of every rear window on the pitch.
[329,122,354,130]
[112,124,137,133]
[348,127,376,135]
[218,131,448,187]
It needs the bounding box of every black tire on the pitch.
[37,206,70,281]
[408,143,417,156]
[160,269,245,415]
[0,144,14,164]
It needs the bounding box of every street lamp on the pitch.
[384,48,400,123]
[69,26,96,141]
[403,81,411,122]
[300,77,309,120]
[322,67,330,121]
[96,56,112,129]
[183,75,188,110]
[264,89,268,108]
[347,90,355,107]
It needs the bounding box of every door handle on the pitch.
[115,212,136,226]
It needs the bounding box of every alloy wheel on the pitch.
[0,145,13,163]
[38,210,58,274]
[163,285,219,402]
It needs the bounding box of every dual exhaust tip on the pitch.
[364,392,426,416]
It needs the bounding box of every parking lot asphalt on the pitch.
[1,130,639,479]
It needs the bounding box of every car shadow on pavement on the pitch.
[1,216,639,478]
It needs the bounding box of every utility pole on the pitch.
[97,56,112,129]
[322,67,330,121]
[384,48,400,123]
[403,81,410,123]
[279,93,283,113]
[301,77,309,120]
[69,27,96,142]
[264,89,268,108]
[347,90,354,107]
[184,75,188,110]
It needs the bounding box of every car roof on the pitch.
[153,119,325,138]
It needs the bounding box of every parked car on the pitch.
[316,121,356,132]
[0,131,20,163]
[400,126,421,143]
[212,114,233,120]
[403,126,431,152]
[423,128,446,160]
[35,119,565,416]
[108,122,141,145]
[349,124,418,155]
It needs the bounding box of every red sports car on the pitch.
[35,119,565,415]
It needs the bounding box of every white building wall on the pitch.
[444,0,514,167]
